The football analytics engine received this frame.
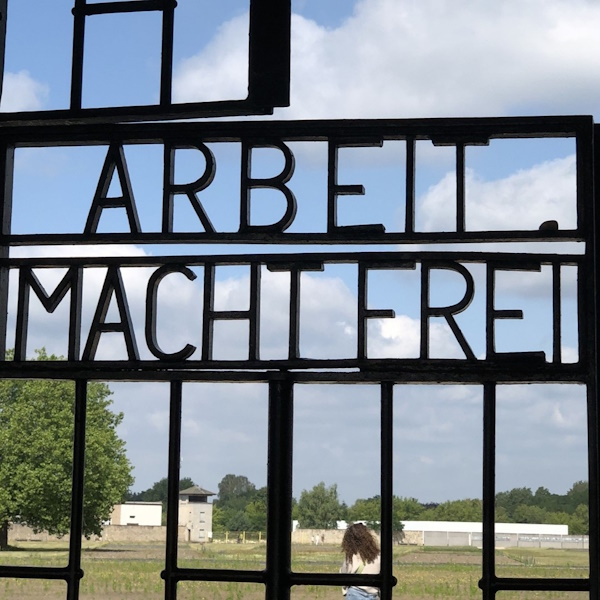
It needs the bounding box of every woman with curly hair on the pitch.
[340,522,380,599]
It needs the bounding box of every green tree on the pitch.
[0,350,133,550]
[347,495,407,534]
[565,481,588,513]
[217,474,256,507]
[419,498,482,522]
[126,476,196,503]
[495,506,510,522]
[347,496,380,527]
[394,497,423,520]
[512,503,548,524]
[211,505,227,533]
[211,475,270,532]
[495,487,534,520]
[228,510,251,532]
[297,482,344,529]
[245,486,267,531]
[568,504,589,535]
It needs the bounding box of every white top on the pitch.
[340,553,380,596]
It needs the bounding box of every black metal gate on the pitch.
[0,2,597,600]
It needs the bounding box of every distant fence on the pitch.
[8,524,589,550]
[291,529,345,545]
[8,523,168,543]
[8,524,267,545]
[211,531,265,543]
[425,530,589,550]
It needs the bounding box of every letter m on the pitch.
[15,267,83,361]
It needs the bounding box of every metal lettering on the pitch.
[15,266,82,361]
[162,143,217,234]
[240,140,297,233]
[84,143,141,234]
[145,264,198,361]
[82,265,139,361]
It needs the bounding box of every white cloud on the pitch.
[369,314,468,359]
[0,70,49,112]
[172,0,600,120]
[173,14,249,104]
[419,156,577,233]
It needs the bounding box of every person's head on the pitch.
[341,522,380,564]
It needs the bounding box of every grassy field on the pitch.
[0,541,590,599]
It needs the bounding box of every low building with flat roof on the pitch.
[110,502,163,527]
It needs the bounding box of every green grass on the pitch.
[0,542,591,599]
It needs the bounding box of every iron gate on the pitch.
[0,2,597,600]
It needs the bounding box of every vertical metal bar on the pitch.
[552,262,562,364]
[163,380,183,600]
[456,143,465,233]
[587,383,599,600]
[578,124,595,370]
[405,136,415,234]
[420,262,430,359]
[288,268,300,360]
[358,264,368,360]
[481,382,497,600]
[159,0,175,106]
[379,381,394,600]
[70,0,87,110]
[67,379,87,600]
[247,0,291,107]
[327,141,338,232]
[249,263,261,361]
[266,377,293,600]
[589,123,600,600]
[485,264,495,359]
[201,263,215,361]
[68,268,84,362]
[0,143,13,359]
[0,0,8,104]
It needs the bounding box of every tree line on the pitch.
[192,475,590,535]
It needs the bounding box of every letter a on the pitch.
[84,144,141,234]
[82,266,139,361]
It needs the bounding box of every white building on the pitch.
[110,501,162,526]
[401,521,568,535]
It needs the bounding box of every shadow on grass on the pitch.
[83,547,130,553]
[1,545,69,553]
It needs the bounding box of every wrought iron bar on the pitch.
[66,380,87,600]
[266,377,294,600]
[480,382,496,600]
[162,380,183,600]
[379,382,395,600]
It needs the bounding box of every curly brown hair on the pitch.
[341,523,380,564]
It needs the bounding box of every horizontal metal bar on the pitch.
[482,577,590,592]
[73,0,168,16]
[3,230,585,245]
[0,565,78,580]
[0,100,274,127]
[0,360,588,382]
[163,568,395,589]
[0,115,591,139]
[291,572,394,588]
[162,568,266,584]
[0,250,586,268]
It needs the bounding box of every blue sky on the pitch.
[0,0,595,507]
